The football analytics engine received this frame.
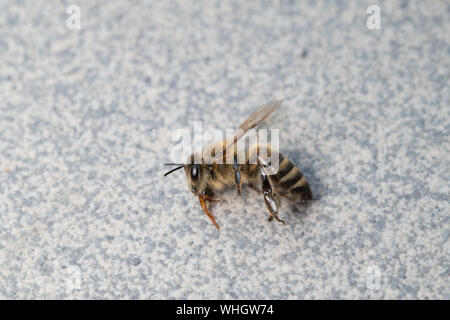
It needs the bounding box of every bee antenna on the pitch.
[164,165,184,176]
[164,163,183,166]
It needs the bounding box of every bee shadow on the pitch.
[282,148,326,221]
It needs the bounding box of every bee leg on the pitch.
[264,193,285,224]
[202,195,222,202]
[202,188,222,201]
[199,195,220,230]
[233,155,242,196]
[259,166,286,225]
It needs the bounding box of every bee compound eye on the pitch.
[190,165,199,180]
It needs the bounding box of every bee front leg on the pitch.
[202,194,222,202]
[259,166,286,225]
[233,154,242,196]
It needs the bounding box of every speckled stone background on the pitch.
[0,0,449,299]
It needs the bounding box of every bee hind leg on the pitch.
[259,166,286,225]
[264,194,285,224]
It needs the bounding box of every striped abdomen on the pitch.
[269,153,312,203]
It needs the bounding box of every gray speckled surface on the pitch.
[0,0,449,299]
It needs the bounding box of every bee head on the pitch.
[164,155,211,196]
[184,163,210,195]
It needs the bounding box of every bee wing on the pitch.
[203,100,283,163]
[236,99,283,135]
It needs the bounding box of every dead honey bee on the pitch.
[164,100,312,229]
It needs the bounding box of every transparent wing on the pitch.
[202,100,283,163]
[236,99,283,138]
